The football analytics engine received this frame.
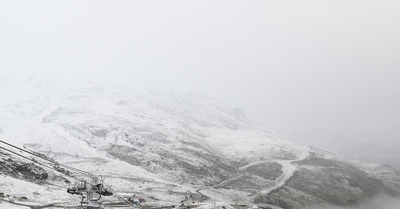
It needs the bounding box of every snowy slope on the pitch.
[0,76,399,209]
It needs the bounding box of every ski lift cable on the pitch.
[102,183,138,208]
[0,145,60,173]
[0,145,76,184]
[0,139,138,205]
[0,139,91,175]
[0,139,91,176]
[0,142,98,187]
[0,140,121,187]
[0,144,110,204]
[0,139,89,175]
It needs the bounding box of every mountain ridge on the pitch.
[0,77,399,209]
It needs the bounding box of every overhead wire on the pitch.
[0,141,90,186]
[0,145,67,178]
[0,139,91,175]
[0,145,72,189]
[0,139,140,208]
[103,183,137,208]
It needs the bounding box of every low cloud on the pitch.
[312,194,400,209]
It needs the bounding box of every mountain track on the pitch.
[249,151,310,200]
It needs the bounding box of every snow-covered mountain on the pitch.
[0,77,399,209]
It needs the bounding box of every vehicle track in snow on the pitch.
[248,151,310,200]
[198,150,310,202]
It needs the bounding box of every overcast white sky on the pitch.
[1,1,400,166]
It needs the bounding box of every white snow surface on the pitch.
[1,76,396,208]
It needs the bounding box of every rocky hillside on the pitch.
[0,77,399,209]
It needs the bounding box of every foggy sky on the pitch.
[1,1,400,167]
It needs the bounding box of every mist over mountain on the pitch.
[312,194,400,209]
[0,77,399,209]
[292,128,400,170]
